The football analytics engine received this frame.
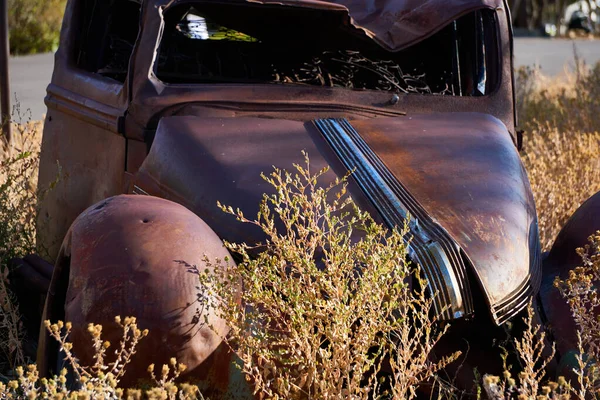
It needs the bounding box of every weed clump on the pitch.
[555,231,600,398]
[0,118,44,371]
[521,125,600,251]
[518,61,600,250]
[1,316,203,399]
[516,60,600,134]
[199,153,459,399]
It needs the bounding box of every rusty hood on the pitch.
[333,113,542,322]
[134,112,540,324]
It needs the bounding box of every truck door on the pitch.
[38,0,141,260]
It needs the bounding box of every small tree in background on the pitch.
[8,0,67,55]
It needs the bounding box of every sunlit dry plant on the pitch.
[516,60,600,133]
[387,268,460,399]
[481,303,568,400]
[0,317,203,399]
[517,62,600,253]
[44,316,149,395]
[0,116,45,370]
[521,125,600,251]
[199,152,459,399]
[555,231,600,398]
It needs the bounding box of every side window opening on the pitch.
[75,0,141,83]
[155,4,498,97]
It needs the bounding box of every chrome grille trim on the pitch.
[492,220,542,324]
[315,118,473,320]
[132,185,150,195]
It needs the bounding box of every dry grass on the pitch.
[521,125,600,250]
[516,56,600,134]
[1,317,205,399]
[200,154,459,399]
[554,231,600,399]
[0,114,44,373]
[518,61,600,250]
[482,304,573,400]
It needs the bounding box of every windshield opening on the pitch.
[155,3,498,96]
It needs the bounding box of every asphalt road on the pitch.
[9,52,54,122]
[514,38,600,76]
[6,38,600,121]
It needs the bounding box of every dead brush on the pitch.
[482,233,600,399]
[198,152,459,399]
[516,60,600,134]
[0,317,204,399]
[0,112,45,371]
[482,303,571,400]
[517,61,600,251]
[521,124,600,251]
[555,231,600,399]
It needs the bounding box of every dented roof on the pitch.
[240,0,504,50]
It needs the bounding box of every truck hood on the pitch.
[134,112,540,324]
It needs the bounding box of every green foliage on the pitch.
[8,0,67,55]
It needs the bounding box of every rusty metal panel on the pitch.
[49,0,129,115]
[350,113,540,322]
[133,113,539,324]
[39,195,252,396]
[132,116,383,249]
[314,118,473,320]
[245,0,503,51]
[37,109,126,261]
[144,0,503,53]
[540,191,600,371]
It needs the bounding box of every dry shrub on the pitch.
[483,233,600,399]
[0,317,204,399]
[518,59,600,251]
[555,231,600,398]
[516,59,600,133]
[521,125,600,251]
[0,116,45,371]
[200,153,459,399]
[482,304,572,399]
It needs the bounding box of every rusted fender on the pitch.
[38,195,249,395]
[539,191,600,377]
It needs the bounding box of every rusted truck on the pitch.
[12,0,600,396]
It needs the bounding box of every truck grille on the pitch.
[315,118,474,320]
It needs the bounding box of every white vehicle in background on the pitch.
[563,0,599,36]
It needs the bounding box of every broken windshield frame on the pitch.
[152,2,499,97]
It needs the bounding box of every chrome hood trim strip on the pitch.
[314,118,473,320]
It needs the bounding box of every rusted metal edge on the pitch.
[314,118,473,321]
[492,220,542,324]
[45,84,125,134]
[152,100,408,118]
[160,0,501,53]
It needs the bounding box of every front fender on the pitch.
[38,195,247,394]
[540,191,600,374]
